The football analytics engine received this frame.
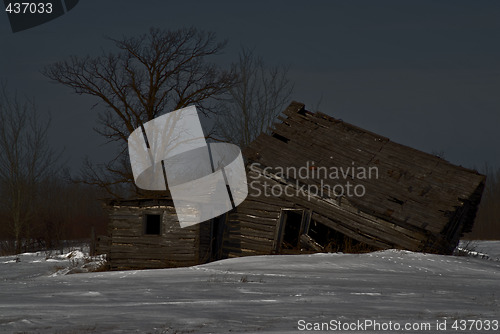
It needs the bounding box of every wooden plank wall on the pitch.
[106,204,205,270]
[222,176,289,258]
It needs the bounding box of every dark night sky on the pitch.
[1,0,499,172]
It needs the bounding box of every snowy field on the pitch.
[0,241,499,334]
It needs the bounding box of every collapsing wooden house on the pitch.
[100,101,485,269]
[225,102,485,257]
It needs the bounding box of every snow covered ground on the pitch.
[0,242,499,333]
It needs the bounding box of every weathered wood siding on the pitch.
[222,177,287,257]
[104,199,212,270]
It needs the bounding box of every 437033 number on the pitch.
[452,319,499,331]
[5,2,53,14]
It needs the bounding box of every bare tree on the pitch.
[0,85,60,253]
[43,27,237,196]
[215,48,293,148]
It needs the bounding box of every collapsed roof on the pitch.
[238,101,485,255]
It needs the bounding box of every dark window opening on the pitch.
[306,219,378,253]
[144,214,161,235]
[280,210,303,250]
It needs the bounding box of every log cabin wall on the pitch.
[103,199,212,270]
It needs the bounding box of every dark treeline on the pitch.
[0,84,108,255]
[0,177,108,255]
[465,166,500,240]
